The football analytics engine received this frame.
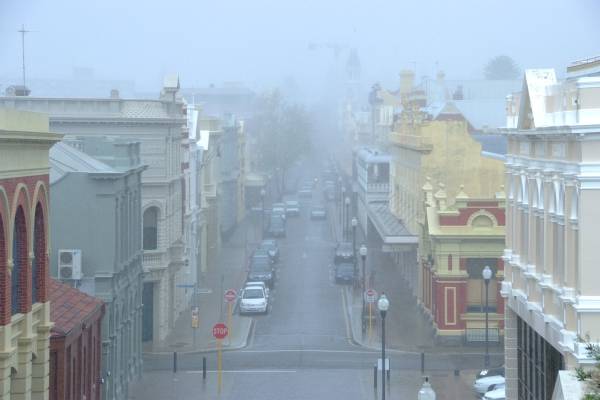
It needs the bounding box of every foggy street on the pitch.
[131,157,500,399]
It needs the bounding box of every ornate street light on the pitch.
[482,265,493,368]
[417,376,436,400]
[378,293,390,400]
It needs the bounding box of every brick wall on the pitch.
[0,174,50,324]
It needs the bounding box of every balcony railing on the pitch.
[389,132,433,152]
[143,250,166,269]
[367,182,389,193]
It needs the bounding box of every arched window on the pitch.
[143,207,158,250]
[32,203,45,304]
[0,213,7,324]
[12,206,27,315]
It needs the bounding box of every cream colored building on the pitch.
[501,58,600,400]
[0,109,61,399]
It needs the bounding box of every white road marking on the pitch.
[186,370,297,374]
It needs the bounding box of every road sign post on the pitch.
[365,289,377,343]
[224,289,236,345]
[191,306,199,347]
[212,323,228,394]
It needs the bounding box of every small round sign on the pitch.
[365,289,378,303]
[224,289,237,303]
[212,323,228,339]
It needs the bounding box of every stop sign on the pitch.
[212,323,228,339]
[224,289,237,303]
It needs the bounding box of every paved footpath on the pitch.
[144,217,261,355]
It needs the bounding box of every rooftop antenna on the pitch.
[18,24,31,87]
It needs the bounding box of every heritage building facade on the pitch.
[501,60,600,400]
[0,109,60,399]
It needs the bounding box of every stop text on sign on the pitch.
[212,323,228,339]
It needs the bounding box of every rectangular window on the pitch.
[517,315,563,400]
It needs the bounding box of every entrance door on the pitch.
[142,282,154,342]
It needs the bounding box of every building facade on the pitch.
[0,77,189,346]
[49,139,145,400]
[501,60,600,400]
[420,183,505,343]
[48,278,104,400]
[0,109,60,399]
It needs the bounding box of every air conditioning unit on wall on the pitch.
[58,249,82,280]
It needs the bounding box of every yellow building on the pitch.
[386,75,506,300]
[0,109,61,399]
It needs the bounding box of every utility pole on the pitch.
[18,24,31,88]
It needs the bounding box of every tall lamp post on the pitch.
[351,217,358,282]
[341,186,346,236]
[344,197,350,240]
[260,188,266,238]
[360,244,367,333]
[378,293,390,400]
[482,265,493,368]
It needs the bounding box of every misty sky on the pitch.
[1,0,599,95]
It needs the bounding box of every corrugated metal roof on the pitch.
[49,142,117,184]
[368,202,417,243]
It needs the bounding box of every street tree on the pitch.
[484,55,520,80]
[251,90,312,199]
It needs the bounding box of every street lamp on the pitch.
[378,293,390,400]
[360,244,367,334]
[344,197,350,240]
[341,186,346,234]
[418,376,436,400]
[482,265,493,368]
[260,188,266,238]
[351,217,358,283]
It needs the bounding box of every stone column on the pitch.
[31,303,51,400]
[504,305,518,400]
[12,316,33,400]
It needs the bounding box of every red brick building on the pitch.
[48,278,104,400]
[420,183,506,344]
[0,109,60,399]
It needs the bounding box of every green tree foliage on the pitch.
[251,90,312,198]
[484,55,520,80]
[576,341,600,400]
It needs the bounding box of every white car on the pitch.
[239,286,268,314]
[473,375,505,395]
[285,200,300,216]
[483,386,505,400]
[245,281,270,299]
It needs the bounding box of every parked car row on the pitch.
[240,239,281,315]
[473,366,505,400]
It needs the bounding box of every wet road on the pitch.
[132,159,488,399]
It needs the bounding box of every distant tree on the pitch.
[250,90,312,199]
[484,55,520,80]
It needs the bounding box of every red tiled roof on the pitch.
[48,278,104,337]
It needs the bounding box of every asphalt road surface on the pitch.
[132,158,489,399]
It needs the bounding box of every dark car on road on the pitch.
[334,242,355,264]
[335,262,356,284]
[267,216,286,238]
[259,239,280,263]
[248,255,275,288]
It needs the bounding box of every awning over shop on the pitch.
[368,201,418,245]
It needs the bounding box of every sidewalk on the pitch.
[144,217,259,355]
[327,198,503,356]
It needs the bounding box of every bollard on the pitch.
[421,352,425,375]
[373,364,378,390]
[173,352,178,374]
[387,367,390,382]
[202,357,207,380]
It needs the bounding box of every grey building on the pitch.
[49,139,145,400]
[0,77,189,346]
